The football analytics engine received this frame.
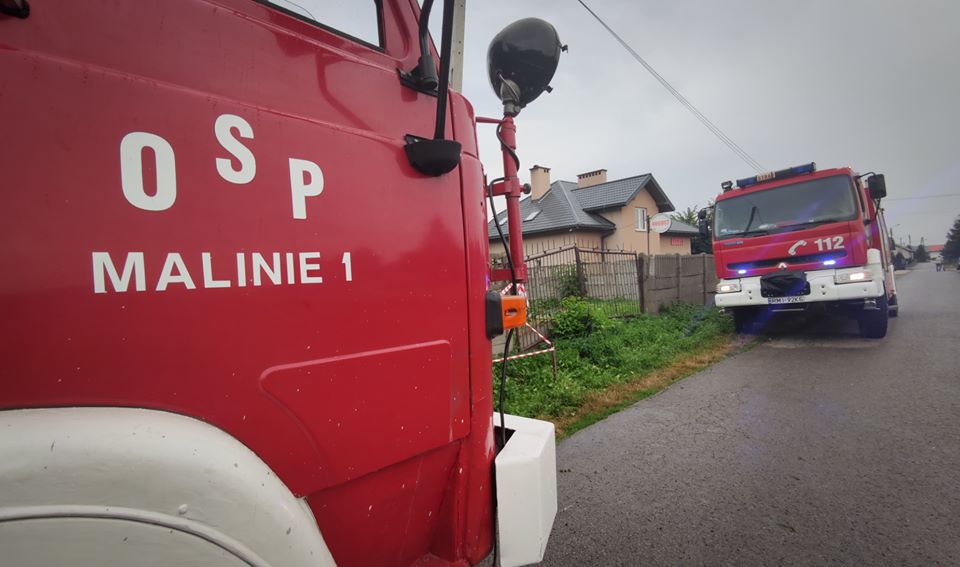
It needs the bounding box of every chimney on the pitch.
[530,165,551,200]
[577,169,608,188]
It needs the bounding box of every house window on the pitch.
[262,0,384,48]
[636,207,648,232]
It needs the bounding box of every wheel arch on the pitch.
[0,407,336,567]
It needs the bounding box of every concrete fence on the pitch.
[493,246,719,349]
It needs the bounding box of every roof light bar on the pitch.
[736,162,816,189]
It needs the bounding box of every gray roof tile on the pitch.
[572,174,675,212]
[488,181,614,239]
[488,173,676,239]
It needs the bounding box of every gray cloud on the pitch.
[459,0,960,246]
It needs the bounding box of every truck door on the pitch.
[0,1,471,559]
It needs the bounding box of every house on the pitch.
[928,244,944,262]
[488,166,697,257]
[893,243,914,269]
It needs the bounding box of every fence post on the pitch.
[676,253,682,301]
[637,254,645,313]
[701,253,708,305]
[574,246,587,296]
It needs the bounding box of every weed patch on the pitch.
[494,301,735,437]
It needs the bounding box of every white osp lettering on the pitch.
[202,252,231,288]
[92,252,146,293]
[91,251,341,293]
[119,132,177,211]
[214,114,257,184]
[252,253,282,286]
[156,253,196,291]
[289,158,324,220]
[299,252,323,284]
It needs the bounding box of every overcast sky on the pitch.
[451,0,960,246]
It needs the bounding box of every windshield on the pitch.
[714,175,858,239]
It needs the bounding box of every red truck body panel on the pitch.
[712,167,888,280]
[0,1,494,564]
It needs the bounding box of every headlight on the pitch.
[717,281,741,294]
[835,269,873,284]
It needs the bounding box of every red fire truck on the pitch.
[0,1,560,565]
[703,163,898,338]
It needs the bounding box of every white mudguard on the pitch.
[495,413,558,567]
[0,408,336,567]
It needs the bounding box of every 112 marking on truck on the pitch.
[702,162,898,338]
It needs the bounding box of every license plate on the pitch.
[767,296,805,305]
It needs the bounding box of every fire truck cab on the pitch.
[706,163,897,338]
[0,1,558,566]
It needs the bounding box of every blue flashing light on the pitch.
[735,162,817,189]
[790,162,817,176]
[737,269,748,275]
[735,175,759,189]
[823,259,837,266]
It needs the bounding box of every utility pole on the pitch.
[448,0,466,92]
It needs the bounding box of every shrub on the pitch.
[551,297,609,339]
[557,265,584,298]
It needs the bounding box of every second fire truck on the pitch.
[703,163,898,338]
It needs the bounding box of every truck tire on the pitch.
[732,308,757,334]
[858,294,889,338]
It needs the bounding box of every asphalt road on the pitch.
[541,262,960,566]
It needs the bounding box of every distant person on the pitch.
[935,258,943,272]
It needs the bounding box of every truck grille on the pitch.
[760,272,810,297]
[728,250,846,271]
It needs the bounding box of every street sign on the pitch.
[650,213,672,234]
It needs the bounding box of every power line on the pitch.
[575,0,766,173]
[887,211,959,218]
[885,193,960,202]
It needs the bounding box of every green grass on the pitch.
[529,297,642,321]
[494,302,734,427]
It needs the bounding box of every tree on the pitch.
[942,215,960,263]
[914,243,929,262]
[672,204,713,254]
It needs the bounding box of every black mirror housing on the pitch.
[868,174,887,200]
[698,219,710,237]
[487,18,563,115]
[404,135,461,176]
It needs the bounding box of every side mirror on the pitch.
[487,18,564,116]
[401,0,462,177]
[868,174,887,200]
[697,209,708,221]
[698,219,710,237]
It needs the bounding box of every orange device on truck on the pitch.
[0,1,562,565]
[702,163,898,338]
